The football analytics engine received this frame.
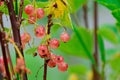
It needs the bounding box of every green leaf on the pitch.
[69,65,88,75]
[36,2,49,8]
[96,0,120,10]
[72,26,96,65]
[112,9,120,22]
[68,0,87,13]
[25,47,37,54]
[98,26,118,44]
[98,33,106,63]
[59,27,94,59]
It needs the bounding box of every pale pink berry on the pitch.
[47,59,56,68]
[35,26,45,38]
[0,57,6,76]
[0,1,4,6]
[60,32,70,43]
[58,62,68,72]
[55,56,64,64]
[36,8,44,19]
[24,5,34,15]
[21,32,31,43]
[28,15,36,24]
[37,45,49,58]
[50,53,57,61]
[49,38,60,49]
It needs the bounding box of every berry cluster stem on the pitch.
[43,14,53,80]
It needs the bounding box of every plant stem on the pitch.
[5,0,28,80]
[0,12,11,80]
[83,4,89,28]
[43,14,53,80]
[93,2,101,80]
[0,31,11,80]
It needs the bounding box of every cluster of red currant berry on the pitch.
[37,31,70,72]
[24,4,70,72]
[24,4,44,24]
[15,58,30,74]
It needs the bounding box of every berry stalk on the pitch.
[43,14,53,80]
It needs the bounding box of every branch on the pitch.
[0,31,11,80]
[92,2,101,80]
[18,0,24,26]
[43,14,53,80]
[5,0,28,80]
[83,4,89,28]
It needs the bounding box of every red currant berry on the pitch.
[36,8,44,19]
[28,15,36,24]
[0,1,4,6]
[47,59,56,68]
[21,32,31,43]
[24,5,34,15]
[50,53,57,61]
[35,25,45,38]
[60,32,70,43]
[37,45,49,58]
[49,38,60,49]
[58,62,68,72]
[55,56,64,64]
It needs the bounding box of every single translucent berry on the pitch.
[37,45,49,58]
[50,53,57,61]
[35,26,45,38]
[36,8,44,19]
[21,32,31,43]
[58,62,68,72]
[55,56,64,63]
[60,32,70,43]
[49,38,60,49]
[28,15,36,24]
[0,1,4,6]
[24,5,34,15]
[47,59,56,68]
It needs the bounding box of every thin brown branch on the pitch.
[18,0,24,26]
[92,2,101,80]
[83,4,89,28]
[5,0,28,80]
[43,14,53,80]
[0,31,11,80]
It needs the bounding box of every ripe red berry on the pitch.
[28,15,36,24]
[58,62,68,72]
[49,38,60,49]
[21,32,31,43]
[55,56,64,64]
[37,45,49,58]
[24,5,34,15]
[0,57,6,76]
[50,53,57,61]
[0,1,4,6]
[36,8,44,19]
[47,59,56,68]
[35,25,45,38]
[60,32,70,43]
